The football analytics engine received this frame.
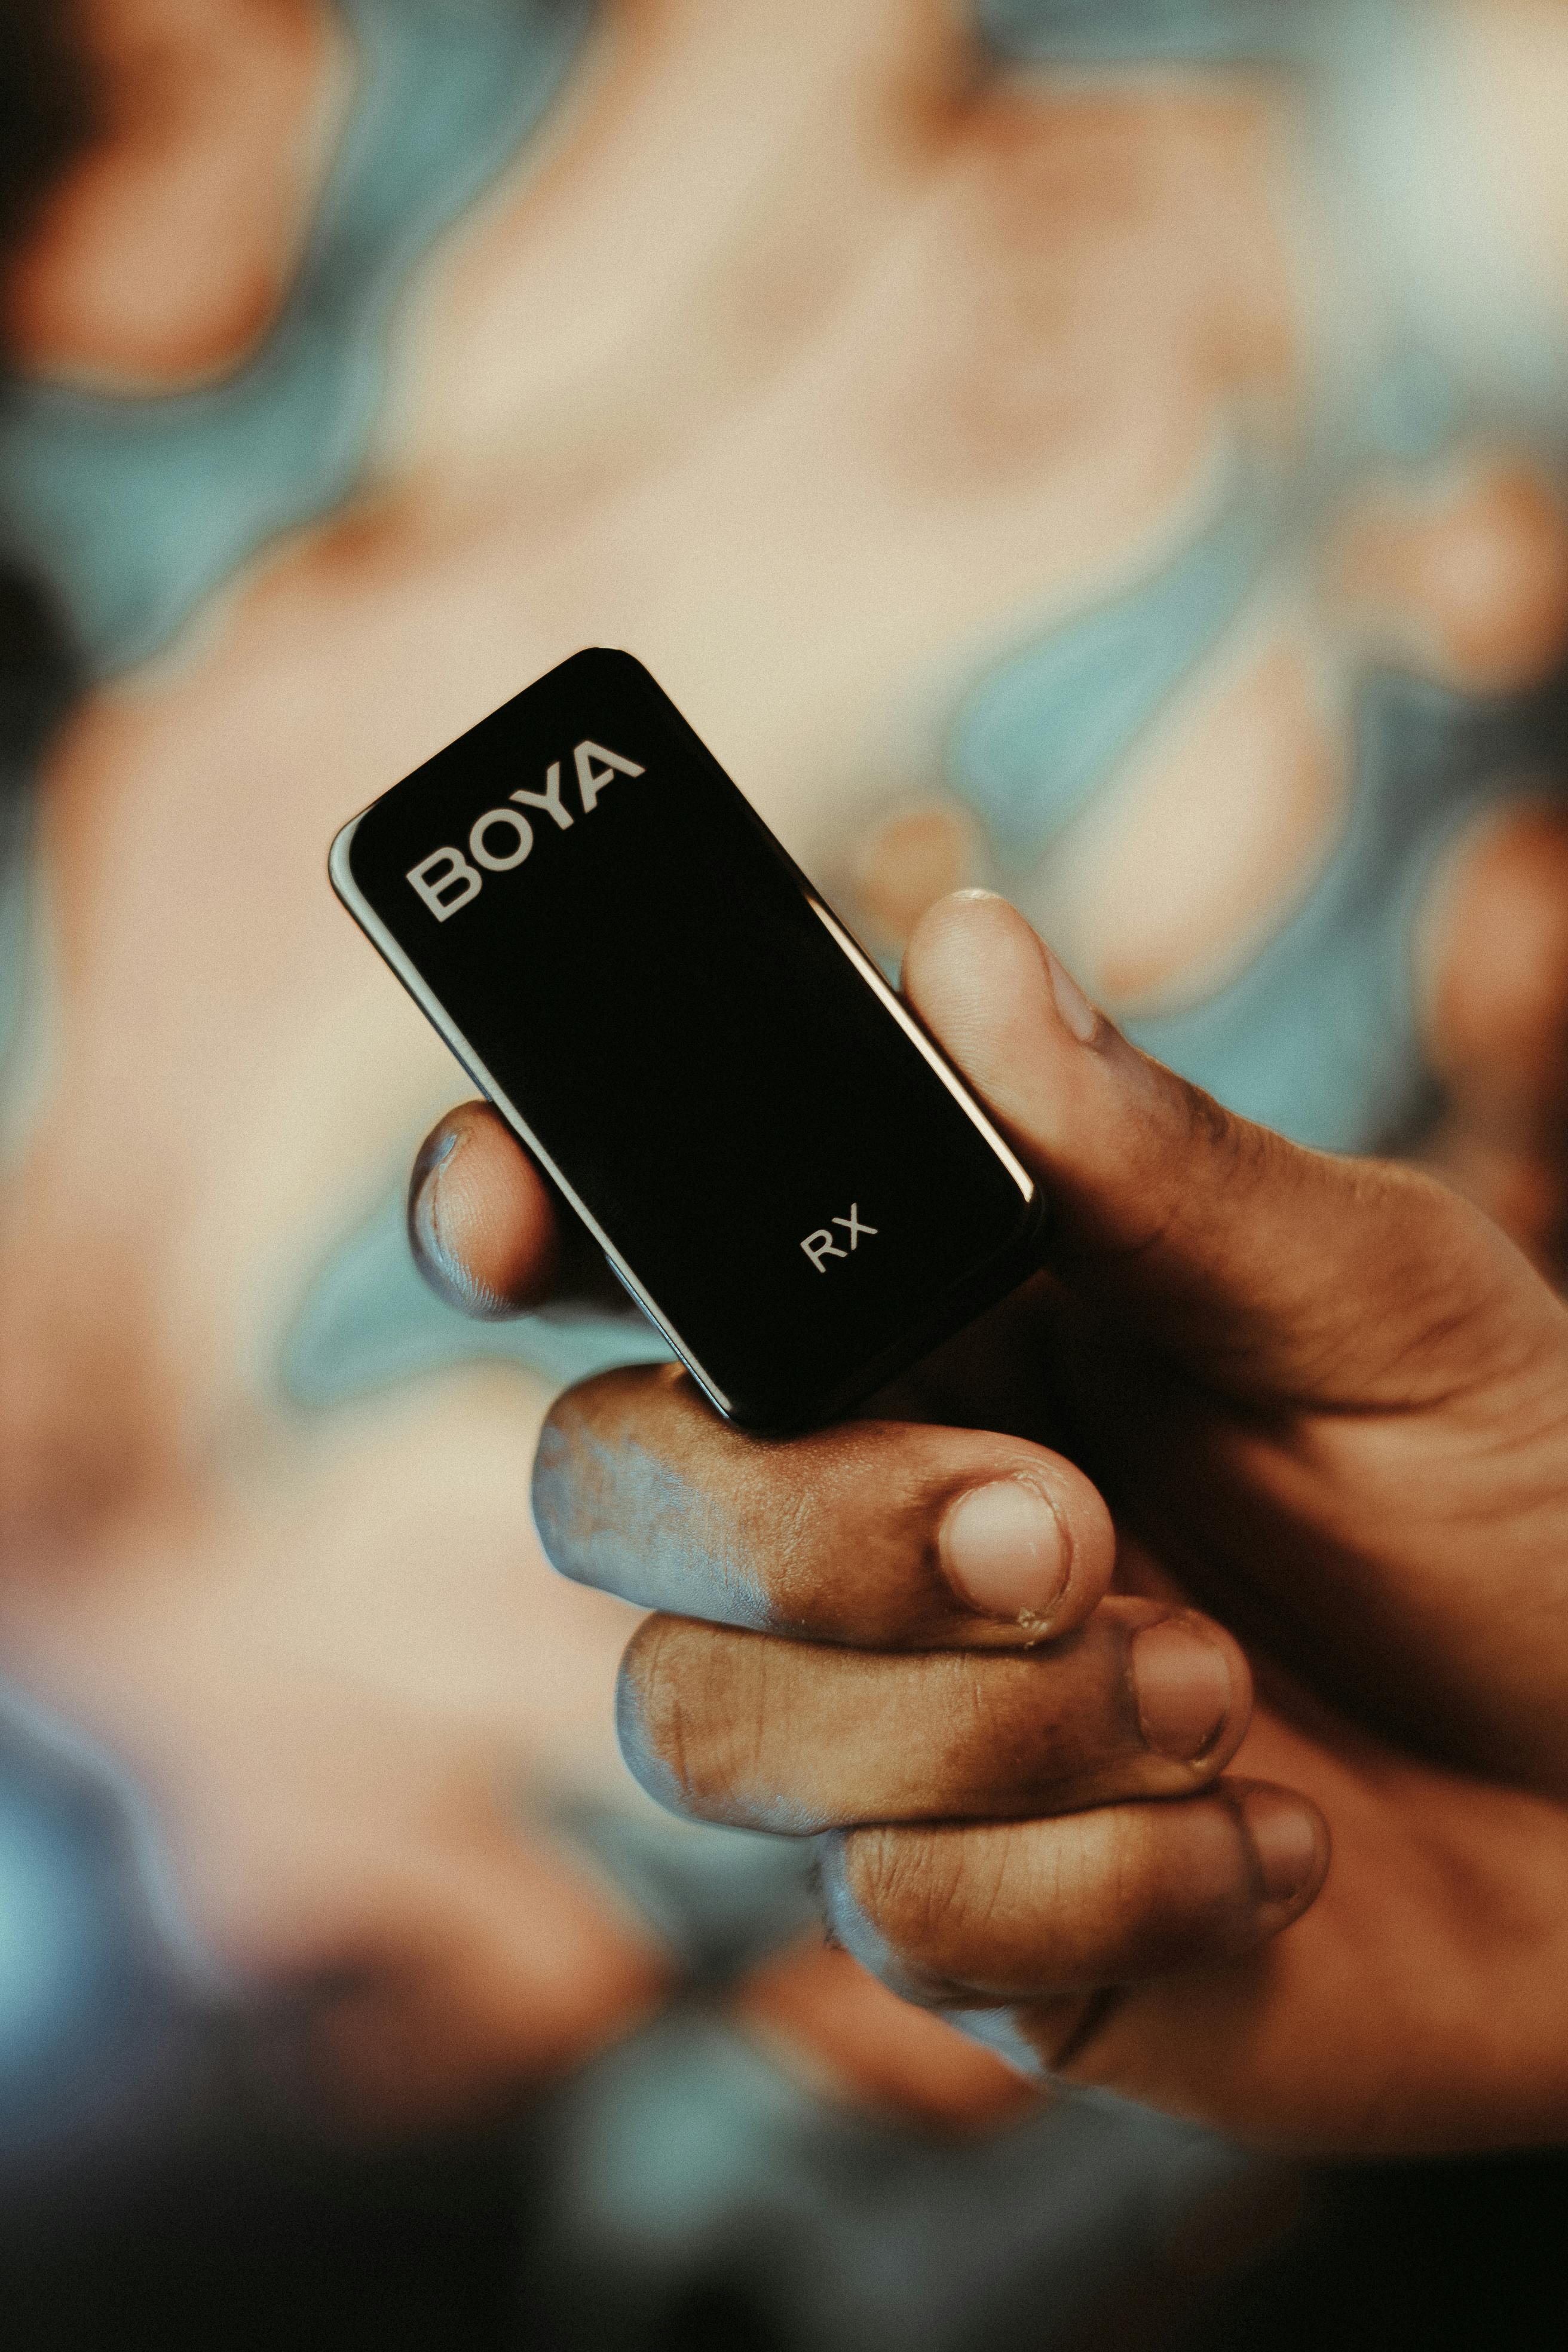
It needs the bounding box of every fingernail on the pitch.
[409,1122,461,1265]
[1131,1618,1235,1760]
[939,1479,1070,1624]
[407,1120,498,1315]
[1045,948,1100,1045]
[1241,1790,1324,1905]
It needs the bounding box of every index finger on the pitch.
[533,1361,1117,1649]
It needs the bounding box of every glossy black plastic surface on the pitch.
[331,648,1042,1429]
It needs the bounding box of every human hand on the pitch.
[412,888,1568,2152]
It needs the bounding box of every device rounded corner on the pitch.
[327,810,368,906]
[584,645,646,685]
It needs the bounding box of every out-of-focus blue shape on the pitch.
[0,1685,204,2157]
[556,1800,819,1987]
[978,0,1327,64]
[1361,344,1465,466]
[946,453,1568,1157]
[0,0,595,677]
[528,2008,1260,2351]
[948,488,1270,865]
[279,1178,673,1412]
[0,1788,112,2079]
[526,1807,1266,2351]
[1130,666,1568,1149]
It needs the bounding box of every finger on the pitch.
[902,891,1558,1411]
[406,1096,646,1318]
[820,1780,1328,2007]
[617,1599,1251,1831]
[534,1362,1116,1646]
[408,1102,559,1316]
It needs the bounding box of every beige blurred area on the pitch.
[5,0,1568,2160]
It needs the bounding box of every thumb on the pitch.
[903,892,1545,1412]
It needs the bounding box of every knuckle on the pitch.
[835,1825,974,1990]
[828,1799,1275,2008]
[936,1652,1091,1808]
[935,1624,1160,1808]
[1101,1798,1256,1971]
[532,1369,768,1621]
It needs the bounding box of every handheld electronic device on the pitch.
[329,648,1044,1431]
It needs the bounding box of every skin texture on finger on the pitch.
[896,899,1568,1784]
[1047,1699,1568,2152]
[820,1776,1327,2010]
[408,1101,563,1317]
[901,890,1568,1414]
[409,1100,645,1319]
[1098,1363,1568,1797]
[532,1362,1116,1646]
[808,1699,1568,2153]
[616,1599,1250,1832]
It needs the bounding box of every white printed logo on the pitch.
[406,740,645,919]
[801,1205,878,1273]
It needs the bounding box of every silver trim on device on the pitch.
[804,894,1036,1203]
[328,811,734,1420]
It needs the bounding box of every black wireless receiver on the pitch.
[330,648,1044,1432]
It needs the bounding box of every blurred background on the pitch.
[3,2,1568,2344]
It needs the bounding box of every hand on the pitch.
[412,889,1568,2153]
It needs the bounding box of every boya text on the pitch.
[406,740,644,919]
